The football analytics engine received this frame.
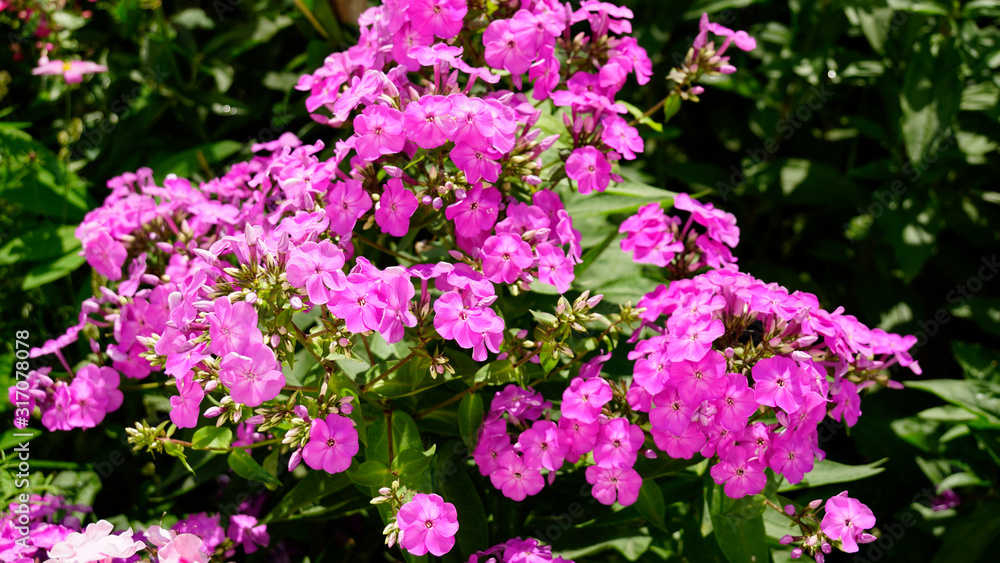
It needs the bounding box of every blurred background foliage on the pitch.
[2,0,1000,561]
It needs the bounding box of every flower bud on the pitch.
[780,535,794,545]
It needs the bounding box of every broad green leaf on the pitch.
[900,39,961,169]
[264,471,351,523]
[906,379,1000,423]
[778,459,887,492]
[391,411,424,457]
[707,483,769,563]
[634,479,668,532]
[365,416,390,466]
[471,359,517,385]
[0,225,80,265]
[163,441,195,475]
[391,445,436,490]
[346,460,391,488]
[458,392,484,451]
[228,449,280,486]
[0,428,42,451]
[435,449,489,554]
[21,251,87,289]
[192,427,233,450]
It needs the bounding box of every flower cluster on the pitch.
[622,205,920,498]
[467,537,575,563]
[777,492,877,562]
[620,193,739,273]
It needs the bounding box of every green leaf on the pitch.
[435,448,489,554]
[634,479,668,532]
[471,360,517,385]
[707,483,769,563]
[346,460,391,488]
[530,310,558,326]
[264,471,351,523]
[148,141,243,182]
[391,411,424,456]
[906,379,1000,423]
[21,251,86,290]
[458,392,484,451]
[366,416,389,466]
[191,427,233,450]
[228,449,281,486]
[0,225,80,265]
[900,39,962,169]
[391,445,436,489]
[778,459,887,492]
[663,93,682,123]
[0,428,42,451]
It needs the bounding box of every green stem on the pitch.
[413,382,488,419]
[360,352,416,391]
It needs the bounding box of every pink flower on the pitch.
[169,371,205,429]
[710,446,767,499]
[566,146,611,194]
[482,234,534,284]
[601,116,643,160]
[207,297,262,356]
[593,418,646,468]
[483,12,540,76]
[820,492,876,553]
[585,465,642,506]
[219,343,286,407]
[451,143,503,184]
[227,514,269,554]
[374,178,420,237]
[473,433,513,476]
[490,451,545,500]
[669,350,727,402]
[535,243,574,293]
[302,413,359,474]
[397,493,459,556]
[285,240,347,305]
[518,420,566,471]
[666,316,724,362]
[561,376,612,423]
[158,534,208,563]
[769,431,814,484]
[651,423,706,459]
[650,386,697,435]
[353,105,405,162]
[714,374,758,432]
[558,416,600,462]
[445,183,502,238]
[45,520,145,563]
[326,179,373,236]
[83,231,127,280]
[33,59,108,84]
[408,0,468,39]
[329,274,387,334]
[402,95,456,149]
[752,356,805,413]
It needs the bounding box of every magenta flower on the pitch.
[490,451,545,501]
[651,423,706,459]
[535,243,574,293]
[518,420,566,471]
[353,105,405,162]
[326,179,373,236]
[83,231,127,281]
[207,296,263,356]
[32,59,108,84]
[601,116,643,160]
[752,356,805,413]
[558,415,600,462]
[769,432,814,484]
[473,433,513,476]
[302,413,360,474]
[451,143,503,184]
[710,446,767,499]
[330,275,388,334]
[666,316,724,362]
[483,12,539,76]
[169,371,205,429]
[482,233,534,284]
[375,178,420,237]
[397,493,459,556]
[445,183,502,238]
[820,492,876,553]
[561,376,612,423]
[669,350,727,403]
[219,343,286,407]
[566,146,611,194]
[593,418,646,469]
[408,0,467,39]
[433,290,494,349]
[402,95,456,149]
[650,386,697,435]
[227,515,269,554]
[158,534,208,563]
[285,240,346,305]
[714,374,759,432]
[585,465,642,506]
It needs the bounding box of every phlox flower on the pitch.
[451,143,502,184]
[558,416,600,463]
[710,446,767,499]
[650,386,697,435]
[535,243,574,293]
[326,179,373,236]
[752,356,805,414]
[473,433,513,476]
[669,350,727,402]
[158,534,208,563]
[592,418,645,469]
[565,146,611,195]
[445,183,501,238]
[408,0,467,39]
[375,178,419,237]
[82,231,127,281]
[490,451,545,501]
[302,413,359,474]
[666,316,724,362]
[713,373,759,432]
[169,371,205,429]
[820,492,876,553]
[227,515,269,554]
[353,105,405,161]
[490,384,551,424]
[219,343,286,407]
[518,420,566,471]
[585,465,642,506]
[285,240,347,305]
[601,116,643,160]
[397,493,459,556]
[206,297,262,356]
[44,520,145,563]
[483,11,541,76]
[651,422,706,459]
[768,431,814,484]
[329,274,387,334]
[482,233,534,284]
[561,376,612,423]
